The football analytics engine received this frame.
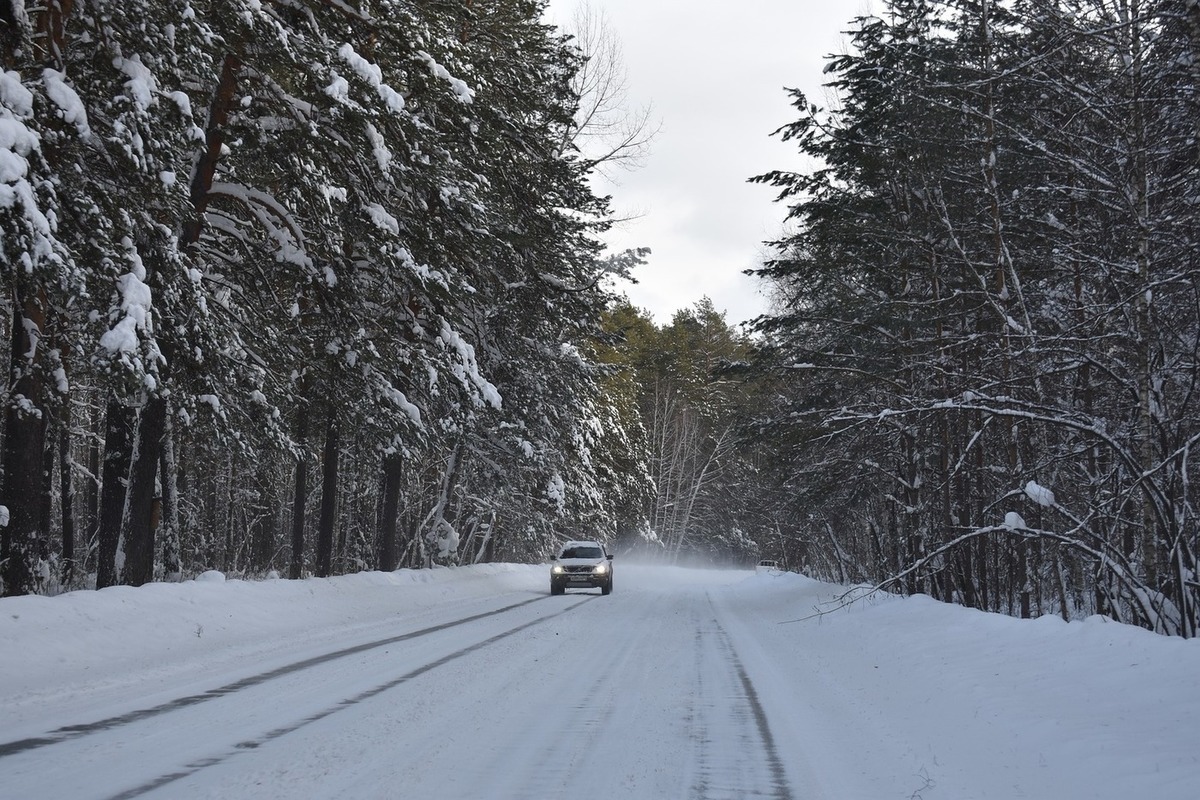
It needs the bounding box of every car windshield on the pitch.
[560,546,602,559]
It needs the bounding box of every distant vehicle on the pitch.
[550,540,614,595]
[755,559,781,574]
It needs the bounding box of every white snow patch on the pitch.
[113,54,157,111]
[0,71,35,116]
[416,50,474,104]
[338,44,406,113]
[99,246,153,355]
[382,386,422,424]
[1024,480,1056,507]
[365,203,399,236]
[546,472,566,510]
[1003,511,1026,530]
[42,69,91,138]
[365,123,391,172]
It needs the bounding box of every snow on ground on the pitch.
[1,563,1197,799]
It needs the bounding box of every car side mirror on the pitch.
[607,554,614,560]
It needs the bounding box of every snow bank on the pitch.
[0,564,539,713]
[723,571,1200,800]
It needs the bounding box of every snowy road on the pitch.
[2,568,800,799]
[2,563,1198,799]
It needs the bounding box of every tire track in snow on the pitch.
[103,595,596,799]
[488,602,652,797]
[691,596,793,800]
[0,594,551,759]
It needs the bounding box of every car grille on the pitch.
[563,565,595,574]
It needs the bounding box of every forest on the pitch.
[751,0,1200,638]
[0,0,658,595]
[2,0,1199,639]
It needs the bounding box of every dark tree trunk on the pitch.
[379,451,403,571]
[222,455,234,572]
[85,399,100,566]
[96,398,135,589]
[288,405,309,579]
[482,515,498,564]
[316,412,339,578]
[59,412,75,587]
[159,412,181,579]
[122,396,167,586]
[1,296,48,597]
[959,547,976,609]
[1018,540,1031,619]
[39,412,53,548]
[250,461,275,572]
[183,53,242,246]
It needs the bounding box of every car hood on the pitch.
[555,557,606,567]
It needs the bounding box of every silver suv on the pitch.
[550,540,613,595]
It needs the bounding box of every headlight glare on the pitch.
[594,563,608,575]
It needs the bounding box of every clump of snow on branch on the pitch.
[42,69,91,139]
[99,240,153,355]
[416,50,474,103]
[51,365,68,394]
[438,323,502,409]
[114,55,157,112]
[0,70,34,119]
[166,90,205,141]
[1003,511,1026,530]
[338,44,406,113]
[0,71,55,258]
[380,383,422,425]
[208,182,310,268]
[197,394,225,419]
[1024,481,1055,507]
[546,473,566,511]
[365,122,391,172]
[324,72,350,103]
[435,520,459,559]
[365,203,399,235]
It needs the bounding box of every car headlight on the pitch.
[593,563,608,575]
[552,565,565,574]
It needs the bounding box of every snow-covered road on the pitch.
[2,563,1197,799]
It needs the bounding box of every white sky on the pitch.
[546,0,877,326]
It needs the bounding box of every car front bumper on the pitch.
[552,570,610,589]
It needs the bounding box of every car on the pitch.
[550,540,614,595]
[756,559,781,574]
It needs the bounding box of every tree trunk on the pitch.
[316,411,339,578]
[59,411,75,587]
[122,396,167,586]
[38,412,54,553]
[250,461,275,573]
[1,295,48,597]
[288,405,309,580]
[159,411,182,580]
[183,52,242,246]
[1018,540,1031,619]
[85,397,101,570]
[379,451,402,572]
[96,398,135,589]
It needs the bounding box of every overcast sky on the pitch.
[544,1,876,326]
